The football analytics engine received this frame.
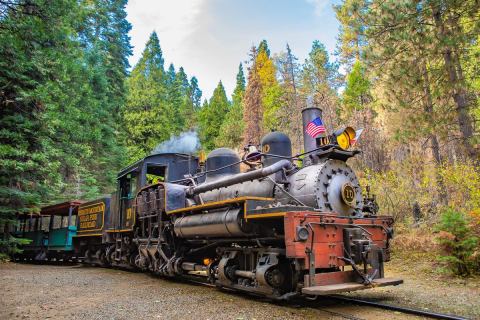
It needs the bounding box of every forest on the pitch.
[0,0,479,275]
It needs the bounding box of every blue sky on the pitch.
[126,0,340,99]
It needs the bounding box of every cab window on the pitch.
[121,173,137,199]
[146,165,167,184]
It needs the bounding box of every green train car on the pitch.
[12,201,83,261]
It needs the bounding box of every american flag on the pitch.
[306,117,326,138]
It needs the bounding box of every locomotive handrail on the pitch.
[188,159,294,195]
[166,196,274,215]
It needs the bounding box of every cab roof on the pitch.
[117,153,198,179]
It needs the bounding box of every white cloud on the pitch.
[127,0,205,70]
[305,0,329,16]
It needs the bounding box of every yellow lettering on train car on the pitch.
[78,202,105,232]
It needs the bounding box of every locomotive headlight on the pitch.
[296,226,309,241]
[334,127,356,150]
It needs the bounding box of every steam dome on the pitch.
[205,148,240,181]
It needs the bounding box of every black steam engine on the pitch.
[19,107,402,299]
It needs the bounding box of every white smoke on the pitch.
[152,131,201,154]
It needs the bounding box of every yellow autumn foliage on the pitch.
[255,50,283,131]
[359,155,480,222]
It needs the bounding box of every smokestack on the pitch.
[302,107,323,153]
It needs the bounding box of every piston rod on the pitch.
[234,270,255,279]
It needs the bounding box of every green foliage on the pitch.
[216,63,245,148]
[435,209,479,275]
[362,157,480,222]
[124,33,200,161]
[334,0,368,68]
[342,60,371,113]
[199,81,230,151]
[0,0,131,256]
[258,39,271,57]
[242,47,264,145]
[125,32,169,161]
[0,235,31,261]
[300,40,341,132]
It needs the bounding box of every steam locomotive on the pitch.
[13,107,402,299]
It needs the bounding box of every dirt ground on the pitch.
[348,252,480,319]
[0,260,478,320]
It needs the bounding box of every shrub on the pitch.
[435,208,479,275]
[0,235,31,261]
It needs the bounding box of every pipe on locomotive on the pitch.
[187,159,293,196]
[302,107,323,153]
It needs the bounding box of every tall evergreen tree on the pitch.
[276,44,303,151]
[199,81,230,151]
[342,60,371,113]
[68,0,132,196]
[216,63,246,148]
[258,39,271,57]
[301,40,341,133]
[189,76,202,109]
[0,0,132,255]
[334,0,368,69]
[0,0,80,256]
[124,32,170,161]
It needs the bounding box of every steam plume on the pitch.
[152,131,201,154]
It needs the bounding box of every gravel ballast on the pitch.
[0,262,475,320]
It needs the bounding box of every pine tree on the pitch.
[169,65,187,132]
[301,40,341,133]
[0,0,82,256]
[124,32,170,161]
[198,81,230,151]
[258,39,271,57]
[181,76,202,129]
[71,0,132,196]
[334,0,368,69]
[216,63,246,148]
[363,0,479,160]
[276,44,303,151]
[0,0,132,256]
[342,60,371,113]
[256,49,282,131]
[189,76,202,109]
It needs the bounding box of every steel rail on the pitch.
[185,279,365,320]
[327,295,469,320]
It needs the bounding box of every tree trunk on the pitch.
[432,7,476,159]
[420,58,448,205]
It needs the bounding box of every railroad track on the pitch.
[326,295,469,320]
[186,277,468,320]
